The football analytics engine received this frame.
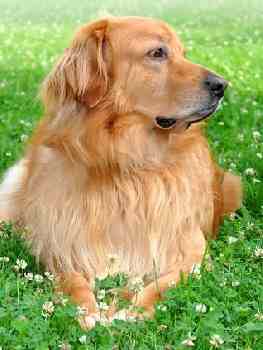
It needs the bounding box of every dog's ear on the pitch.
[41,19,111,115]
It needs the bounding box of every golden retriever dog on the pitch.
[0,17,242,327]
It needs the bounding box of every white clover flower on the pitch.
[252,130,261,141]
[20,134,28,142]
[97,289,106,300]
[98,302,109,311]
[181,333,196,347]
[24,272,34,281]
[191,263,201,278]
[244,168,256,176]
[58,342,71,350]
[219,280,226,287]
[76,306,88,316]
[238,133,244,141]
[34,274,44,283]
[231,281,240,287]
[128,276,144,293]
[228,236,239,244]
[168,280,176,288]
[254,247,263,258]
[229,212,236,220]
[256,153,262,159]
[15,259,28,270]
[0,256,9,262]
[79,335,87,344]
[255,312,263,321]
[195,303,207,313]
[42,301,54,316]
[209,334,224,348]
[44,271,55,281]
[158,324,168,331]
[157,304,167,312]
[61,298,68,306]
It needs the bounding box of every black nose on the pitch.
[204,73,228,98]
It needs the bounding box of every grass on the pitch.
[0,0,263,349]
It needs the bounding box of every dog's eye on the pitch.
[147,47,168,60]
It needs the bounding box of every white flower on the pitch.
[76,306,88,316]
[181,333,196,347]
[209,334,224,348]
[60,298,68,306]
[219,280,226,287]
[42,301,54,316]
[256,153,262,159]
[204,255,214,272]
[195,303,207,313]
[34,274,44,283]
[255,312,263,321]
[24,272,34,281]
[15,259,28,270]
[128,276,144,293]
[0,256,9,262]
[229,212,236,220]
[231,281,240,287]
[44,271,54,281]
[97,289,106,300]
[157,304,167,312]
[58,342,71,350]
[20,134,28,142]
[79,335,87,344]
[191,263,201,278]
[98,302,109,311]
[252,130,261,141]
[228,236,238,244]
[168,280,176,288]
[254,247,263,258]
[244,168,256,176]
[238,133,244,141]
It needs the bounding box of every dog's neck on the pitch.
[33,105,182,172]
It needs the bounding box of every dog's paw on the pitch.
[109,307,149,322]
[79,312,111,329]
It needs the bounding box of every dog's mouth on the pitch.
[155,98,223,131]
[155,117,177,129]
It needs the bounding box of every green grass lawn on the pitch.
[0,0,262,349]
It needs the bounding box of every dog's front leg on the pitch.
[58,272,100,328]
[132,228,206,317]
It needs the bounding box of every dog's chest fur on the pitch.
[25,134,215,281]
[85,162,213,280]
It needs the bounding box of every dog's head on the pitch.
[42,17,227,131]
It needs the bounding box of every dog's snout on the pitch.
[204,73,228,98]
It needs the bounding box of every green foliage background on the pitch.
[0,1,262,349]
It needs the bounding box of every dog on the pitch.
[0,17,242,327]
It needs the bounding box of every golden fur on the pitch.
[0,17,242,326]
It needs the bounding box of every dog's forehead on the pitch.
[108,17,183,50]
